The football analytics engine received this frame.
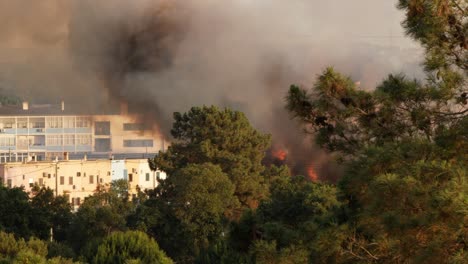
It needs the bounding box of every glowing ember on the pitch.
[307,163,318,182]
[272,149,287,161]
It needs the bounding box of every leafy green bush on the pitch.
[93,231,172,264]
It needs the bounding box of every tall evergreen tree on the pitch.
[284,1,467,262]
[150,106,272,215]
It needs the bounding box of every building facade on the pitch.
[0,102,166,162]
[0,158,166,210]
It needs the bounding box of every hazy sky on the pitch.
[0,0,422,100]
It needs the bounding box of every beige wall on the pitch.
[123,159,167,194]
[0,158,164,210]
[92,115,166,154]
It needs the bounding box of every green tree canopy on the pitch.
[398,0,467,76]
[150,106,272,213]
[130,163,236,263]
[163,163,236,244]
[287,0,468,263]
[284,2,467,261]
[67,180,134,255]
[30,187,72,242]
[0,185,32,238]
[229,175,342,263]
[0,231,76,264]
[287,68,466,161]
[93,231,172,264]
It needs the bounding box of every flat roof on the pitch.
[0,158,149,167]
[0,103,121,116]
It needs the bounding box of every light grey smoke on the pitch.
[0,0,423,180]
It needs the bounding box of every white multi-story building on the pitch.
[0,101,166,162]
[0,158,166,210]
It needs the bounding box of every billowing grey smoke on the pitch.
[0,0,423,180]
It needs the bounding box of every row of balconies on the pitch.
[0,145,92,151]
[0,127,92,134]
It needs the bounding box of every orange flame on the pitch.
[307,163,318,182]
[272,149,287,161]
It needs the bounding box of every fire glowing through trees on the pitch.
[307,163,319,182]
[269,146,319,182]
[272,148,287,161]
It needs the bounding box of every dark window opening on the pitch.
[123,139,153,148]
[94,121,110,135]
[95,138,111,152]
[123,123,148,131]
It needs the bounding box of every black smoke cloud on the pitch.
[0,0,423,180]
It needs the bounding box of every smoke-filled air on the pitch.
[0,0,423,180]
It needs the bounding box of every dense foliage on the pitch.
[0,186,72,241]
[283,1,467,262]
[93,231,172,264]
[0,231,77,264]
[150,106,272,214]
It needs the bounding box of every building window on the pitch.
[76,117,91,128]
[123,139,153,148]
[75,197,81,206]
[95,138,111,152]
[7,179,12,188]
[17,118,28,128]
[77,172,81,177]
[123,123,147,131]
[60,176,64,185]
[63,117,75,128]
[129,173,133,182]
[47,135,63,146]
[29,117,45,128]
[0,137,15,147]
[89,175,94,184]
[0,118,15,129]
[64,135,75,146]
[146,173,150,181]
[69,177,73,185]
[95,121,110,135]
[76,135,92,145]
[39,178,43,186]
[47,117,63,128]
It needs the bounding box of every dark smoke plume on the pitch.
[69,0,188,132]
[0,0,423,180]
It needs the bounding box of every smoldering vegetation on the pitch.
[0,0,423,180]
